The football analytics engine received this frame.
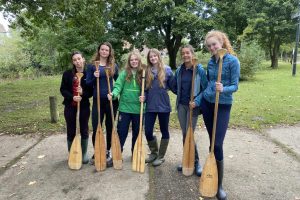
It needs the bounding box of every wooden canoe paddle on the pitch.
[68,72,84,170]
[94,61,107,171]
[182,58,197,176]
[132,69,146,173]
[199,48,227,197]
[104,67,123,170]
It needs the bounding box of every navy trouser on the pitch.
[145,112,170,141]
[117,112,140,153]
[64,104,90,141]
[201,98,232,161]
[92,98,118,151]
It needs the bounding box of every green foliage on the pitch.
[240,0,297,68]
[0,30,31,79]
[238,42,265,80]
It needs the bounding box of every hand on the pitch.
[77,86,83,95]
[73,96,82,102]
[94,70,100,78]
[139,95,145,103]
[216,82,223,92]
[107,93,113,101]
[189,101,196,109]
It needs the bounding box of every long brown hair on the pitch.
[145,48,166,89]
[204,30,236,55]
[91,41,116,76]
[124,50,144,85]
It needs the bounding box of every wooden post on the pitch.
[49,96,58,123]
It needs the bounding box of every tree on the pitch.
[241,0,297,68]
[111,0,212,69]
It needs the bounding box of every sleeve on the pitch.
[86,64,95,86]
[169,68,177,94]
[81,74,93,99]
[194,68,208,107]
[112,71,126,99]
[60,72,73,100]
[113,64,119,81]
[222,57,240,94]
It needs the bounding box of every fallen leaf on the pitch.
[28,181,36,186]
[8,193,16,197]
[38,155,45,159]
[199,197,204,200]
[17,171,23,175]
[21,161,27,165]
[12,164,18,168]
[273,151,278,154]
[228,155,234,158]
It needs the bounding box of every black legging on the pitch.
[91,98,118,150]
[201,98,232,161]
[64,104,90,141]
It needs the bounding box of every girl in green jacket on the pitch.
[107,50,144,153]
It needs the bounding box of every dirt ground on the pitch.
[0,125,299,200]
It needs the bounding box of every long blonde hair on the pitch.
[124,50,144,85]
[145,48,166,89]
[91,42,116,76]
[204,30,236,56]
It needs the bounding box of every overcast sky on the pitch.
[0,11,10,31]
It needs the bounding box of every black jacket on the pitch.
[60,69,93,106]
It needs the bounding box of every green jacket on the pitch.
[112,70,141,114]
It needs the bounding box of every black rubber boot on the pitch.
[67,140,72,152]
[216,160,227,200]
[152,139,169,167]
[145,136,158,163]
[106,150,113,168]
[194,147,202,177]
[81,138,89,164]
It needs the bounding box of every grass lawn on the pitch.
[0,61,299,135]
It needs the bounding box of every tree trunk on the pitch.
[165,34,182,69]
[270,40,280,69]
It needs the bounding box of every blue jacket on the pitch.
[86,64,119,99]
[172,63,208,108]
[203,53,240,105]
[145,65,174,113]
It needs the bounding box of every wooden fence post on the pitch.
[49,96,58,123]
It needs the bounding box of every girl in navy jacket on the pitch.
[86,42,119,167]
[202,30,240,200]
[142,48,174,166]
[60,51,93,164]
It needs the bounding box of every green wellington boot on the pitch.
[81,138,89,164]
[152,139,169,167]
[145,136,158,163]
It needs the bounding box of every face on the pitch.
[72,54,85,70]
[206,37,223,56]
[98,44,110,58]
[129,54,139,68]
[181,48,193,64]
[148,52,159,66]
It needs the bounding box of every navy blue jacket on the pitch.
[145,65,174,113]
[86,64,119,99]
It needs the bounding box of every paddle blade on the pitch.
[94,126,106,171]
[199,152,218,197]
[111,129,122,170]
[217,48,227,58]
[182,126,195,176]
[132,134,145,173]
[68,135,82,170]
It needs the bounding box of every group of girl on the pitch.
[60,30,240,200]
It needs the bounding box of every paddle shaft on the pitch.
[104,69,116,125]
[139,70,145,133]
[210,54,224,152]
[75,73,83,135]
[188,61,197,126]
[96,64,101,125]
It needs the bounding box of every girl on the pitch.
[60,51,93,164]
[107,50,144,154]
[202,30,240,200]
[142,48,174,166]
[86,42,119,167]
[172,44,207,176]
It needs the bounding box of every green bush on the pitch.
[238,42,265,80]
